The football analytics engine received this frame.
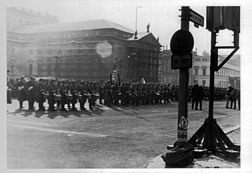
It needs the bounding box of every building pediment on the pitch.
[128,32,161,47]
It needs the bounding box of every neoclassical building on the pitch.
[159,50,240,88]
[192,53,240,88]
[7,7,161,83]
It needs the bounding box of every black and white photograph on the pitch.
[1,0,252,172]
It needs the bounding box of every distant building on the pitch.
[7,7,58,79]
[193,54,240,88]
[7,8,161,82]
[159,49,240,88]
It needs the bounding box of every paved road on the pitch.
[6,100,240,168]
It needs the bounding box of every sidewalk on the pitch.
[146,126,240,168]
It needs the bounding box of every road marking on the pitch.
[8,124,107,138]
[7,119,57,127]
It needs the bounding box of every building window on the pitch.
[202,67,207,75]
[37,64,42,72]
[194,66,199,75]
[202,80,206,86]
[47,63,52,76]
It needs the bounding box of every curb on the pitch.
[146,125,240,168]
[224,125,240,134]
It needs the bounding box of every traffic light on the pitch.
[206,6,240,33]
[223,7,240,33]
[206,7,224,31]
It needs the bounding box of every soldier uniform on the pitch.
[16,77,27,109]
[27,77,36,111]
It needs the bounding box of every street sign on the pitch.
[170,29,194,55]
[189,9,204,27]
[179,116,188,129]
[177,129,187,142]
[171,54,192,69]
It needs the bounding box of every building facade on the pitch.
[192,53,240,88]
[7,7,161,82]
[7,7,59,80]
[160,49,240,88]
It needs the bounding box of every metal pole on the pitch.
[176,6,190,145]
[208,31,217,119]
[135,7,138,31]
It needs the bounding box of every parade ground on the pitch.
[6,100,240,168]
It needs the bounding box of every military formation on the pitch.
[7,77,239,111]
[225,84,240,110]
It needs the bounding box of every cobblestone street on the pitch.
[7,100,240,168]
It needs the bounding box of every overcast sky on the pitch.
[5,0,246,55]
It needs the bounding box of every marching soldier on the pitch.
[146,83,152,105]
[135,83,141,106]
[125,83,131,106]
[36,79,46,111]
[77,81,87,110]
[16,77,27,109]
[153,84,161,104]
[26,77,36,111]
[87,82,95,110]
[112,83,120,105]
[70,80,78,111]
[164,84,170,103]
[7,81,12,104]
[160,84,165,104]
[130,83,137,106]
[47,80,56,111]
[120,82,126,106]
[141,83,147,105]
[98,84,105,105]
[60,81,68,111]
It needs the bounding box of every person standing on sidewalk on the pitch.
[237,88,240,110]
[191,83,198,110]
[197,85,203,110]
[225,84,233,109]
[230,88,238,109]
